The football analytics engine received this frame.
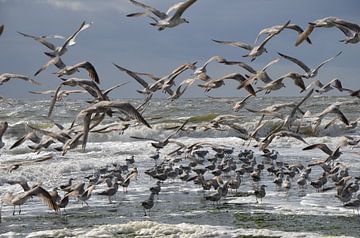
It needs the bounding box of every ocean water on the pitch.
[0,96,359,238]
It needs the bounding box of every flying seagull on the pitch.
[0,73,41,85]
[213,20,290,61]
[54,61,100,84]
[278,51,342,79]
[127,0,197,31]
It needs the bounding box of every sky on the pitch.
[0,0,360,100]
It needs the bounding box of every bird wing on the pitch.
[34,57,64,76]
[9,74,41,85]
[26,186,59,212]
[166,1,185,15]
[17,31,56,50]
[334,19,360,33]
[73,61,100,84]
[10,132,36,150]
[172,0,197,19]
[62,21,92,49]
[113,63,150,89]
[312,51,342,76]
[302,143,333,155]
[201,55,224,69]
[295,23,315,46]
[276,131,308,144]
[286,24,312,44]
[258,20,290,50]
[212,39,253,50]
[261,58,280,71]
[278,52,311,74]
[218,60,256,74]
[48,84,63,118]
[29,90,55,95]
[112,101,152,128]
[103,81,130,97]
[128,0,167,19]
[332,108,349,125]
[27,124,71,143]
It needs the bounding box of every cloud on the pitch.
[40,0,132,13]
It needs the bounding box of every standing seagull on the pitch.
[96,178,119,203]
[141,192,156,216]
[127,0,197,31]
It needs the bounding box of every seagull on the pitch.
[9,130,41,150]
[48,78,108,117]
[295,17,360,46]
[141,192,156,216]
[237,58,280,92]
[53,61,100,84]
[73,100,152,151]
[30,89,86,100]
[27,124,71,146]
[259,130,308,151]
[213,20,290,61]
[113,63,174,96]
[233,94,255,111]
[198,73,256,96]
[303,143,342,163]
[130,119,188,150]
[0,25,4,36]
[278,51,342,78]
[307,78,351,94]
[257,77,286,94]
[0,73,41,85]
[1,185,59,215]
[316,102,349,126]
[96,178,119,203]
[276,72,306,92]
[127,0,197,31]
[254,185,267,203]
[0,121,8,149]
[17,31,60,52]
[335,22,360,44]
[190,55,225,81]
[146,62,196,93]
[78,184,95,207]
[255,23,312,44]
[44,21,92,57]
[34,56,66,76]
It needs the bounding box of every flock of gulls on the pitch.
[0,0,360,222]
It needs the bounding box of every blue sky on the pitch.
[0,0,360,99]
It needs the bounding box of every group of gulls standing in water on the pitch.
[0,0,360,219]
